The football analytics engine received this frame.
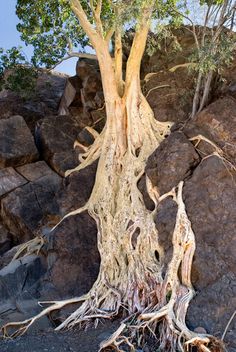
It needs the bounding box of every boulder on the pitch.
[145,68,194,123]
[183,156,236,344]
[155,197,177,269]
[58,75,82,116]
[220,54,236,99]
[143,68,194,122]
[0,245,20,270]
[37,115,80,176]
[36,71,67,112]
[57,161,97,215]
[0,167,27,197]
[76,60,98,79]
[146,132,200,195]
[0,71,67,131]
[77,127,95,147]
[0,254,48,327]
[140,26,196,76]
[0,222,13,256]
[45,212,100,298]
[0,116,39,168]
[0,255,46,301]
[143,135,236,347]
[60,60,104,130]
[90,109,106,132]
[16,161,56,182]
[187,96,236,161]
[1,167,62,242]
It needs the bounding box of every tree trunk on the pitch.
[53,71,216,350]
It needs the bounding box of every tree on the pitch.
[0,47,38,99]
[1,1,226,351]
[187,0,236,117]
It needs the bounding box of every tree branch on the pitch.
[125,1,154,90]
[105,27,115,45]
[114,28,124,96]
[171,8,200,51]
[70,0,101,48]
[47,52,97,71]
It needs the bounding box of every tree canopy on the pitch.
[12,0,188,67]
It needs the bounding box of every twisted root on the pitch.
[11,236,45,262]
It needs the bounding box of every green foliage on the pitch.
[200,0,224,5]
[146,24,183,56]
[0,0,189,97]
[0,46,26,73]
[16,0,89,67]
[0,47,38,99]
[14,0,185,68]
[4,66,38,99]
[190,32,235,75]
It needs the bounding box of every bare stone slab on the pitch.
[1,172,62,242]
[0,115,39,168]
[16,161,56,182]
[0,167,27,197]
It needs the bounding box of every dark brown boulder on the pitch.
[0,245,20,270]
[16,161,56,182]
[144,68,194,123]
[59,60,104,130]
[0,255,48,328]
[141,27,196,76]
[1,167,62,243]
[36,71,67,112]
[183,156,236,344]
[45,212,100,298]
[185,96,236,162]
[0,116,39,168]
[0,71,67,132]
[0,255,46,301]
[220,55,236,99]
[146,132,200,195]
[0,222,13,256]
[76,60,99,80]
[37,115,80,176]
[57,161,97,215]
[58,75,83,116]
[0,167,27,197]
[144,135,235,348]
[155,197,177,269]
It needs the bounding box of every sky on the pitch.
[0,0,77,75]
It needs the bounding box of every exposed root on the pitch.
[190,134,236,177]
[99,323,134,352]
[189,134,223,156]
[169,62,196,72]
[65,127,106,176]
[85,126,100,139]
[145,84,170,98]
[221,310,236,341]
[1,295,89,338]
[0,93,224,352]
[2,180,223,351]
[143,72,159,83]
[51,204,88,232]
[73,140,88,152]
[11,236,45,262]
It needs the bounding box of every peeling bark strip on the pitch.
[1,1,224,351]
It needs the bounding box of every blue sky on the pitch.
[0,0,77,75]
